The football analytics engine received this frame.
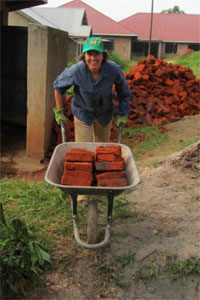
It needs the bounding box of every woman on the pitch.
[53,37,131,142]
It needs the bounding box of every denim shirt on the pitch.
[53,60,131,126]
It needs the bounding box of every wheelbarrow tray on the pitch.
[45,142,140,196]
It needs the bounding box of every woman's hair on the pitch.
[78,51,108,63]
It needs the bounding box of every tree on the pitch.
[161,5,185,14]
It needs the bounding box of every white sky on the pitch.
[39,0,200,21]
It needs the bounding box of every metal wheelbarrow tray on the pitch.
[45,141,140,249]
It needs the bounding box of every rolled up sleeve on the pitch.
[115,66,131,115]
[53,67,75,95]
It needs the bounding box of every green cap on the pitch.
[83,37,104,53]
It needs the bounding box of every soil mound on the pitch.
[166,141,200,173]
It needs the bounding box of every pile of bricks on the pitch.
[122,55,200,126]
[53,56,199,144]
[60,145,128,187]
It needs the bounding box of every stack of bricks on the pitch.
[94,145,127,187]
[61,148,94,186]
[60,145,128,187]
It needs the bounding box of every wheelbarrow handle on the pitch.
[60,120,123,144]
[118,123,123,144]
[60,120,67,143]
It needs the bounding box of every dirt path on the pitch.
[28,115,200,300]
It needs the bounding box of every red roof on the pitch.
[119,13,200,43]
[60,0,136,36]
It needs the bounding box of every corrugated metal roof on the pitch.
[60,0,136,36]
[20,7,92,37]
[119,13,200,43]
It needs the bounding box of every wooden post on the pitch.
[148,0,154,56]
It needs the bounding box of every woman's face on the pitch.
[85,50,103,74]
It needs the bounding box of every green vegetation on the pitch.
[134,264,157,282]
[123,125,169,159]
[165,256,200,278]
[161,5,185,14]
[0,177,137,297]
[0,217,51,299]
[164,51,200,78]
[107,50,130,72]
[0,179,73,248]
[133,253,200,287]
[93,250,136,288]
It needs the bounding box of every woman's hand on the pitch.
[116,115,128,127]
[53,107,67,125]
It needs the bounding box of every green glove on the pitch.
[53,107,67,125]
[116,115,128,127]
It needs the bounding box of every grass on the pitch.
[0,177,136,255]
[164,51,200,78]
[0,179,73,250]
[92,249,136,289]
[132,253,200,290]
[122,124,169,159]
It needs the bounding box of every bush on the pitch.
[107,50,130,72]
[0,216,51,299]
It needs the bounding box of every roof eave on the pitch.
[138,38,200,43]
[94,33,137,37]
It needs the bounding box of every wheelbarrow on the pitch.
[45,121,140,249]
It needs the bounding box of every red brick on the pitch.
[95,160,124,171]
[61,170,93,186]
[97,153,122,162]
[96,171,126,180]
[61,175,93,186]
[70,148,94,155]
[65,152,94,162]
[134,71,142,81]
[96,145,121,156]
[97,178,127,187]
[64,162,93,172]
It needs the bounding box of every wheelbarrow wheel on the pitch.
[87,199,98,244]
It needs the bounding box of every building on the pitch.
[9,7,92,57]
[1,0,76,160]
[60,0,137,60]
[119,13,200,58]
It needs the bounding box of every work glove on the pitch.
[53,107,67,125]
[116,115,128,127]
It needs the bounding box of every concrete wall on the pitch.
[177,43,188,56]
[27,24,69,159]
[114,37,131,60]
[8,11,32,27]
[68,38,79,62]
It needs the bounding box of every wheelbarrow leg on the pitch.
[107,190,114,226]
[87,200,98,244]
[70,190,77,217]
[71,190,115,249]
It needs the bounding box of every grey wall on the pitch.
[26,24,69,159]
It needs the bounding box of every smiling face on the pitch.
[85,50,104,74]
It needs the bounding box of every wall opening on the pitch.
[1,25,28,158]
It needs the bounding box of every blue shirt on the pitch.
[53,60,131,126]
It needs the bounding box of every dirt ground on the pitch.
[16,115,200,299]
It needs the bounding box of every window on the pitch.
[165,43,177,54]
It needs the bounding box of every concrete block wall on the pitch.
[26,24,69,159]
[177,44,188,56]
[8,11,31,27]
[114,37,131,60]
